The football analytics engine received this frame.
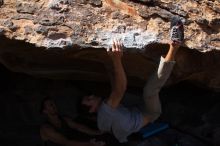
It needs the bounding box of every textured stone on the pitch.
[0,28,4,35]
[3,20,18,31]
[213,7,220,14]
[196,18,209,25]
[36,13,65,26]
[0,0,3,7]
[11,14,35,21]
[0,0,219,51]
[96,29,158,49]
[210,18,220,26]
[35,25,48,35]
[158,2,188,17]
[48,0,70,8]
[89,0,102,7]
[112,11,130,20]
[43,37,73,48]
[3,20,13,28]
[48,0,70,12]
[138,6,184,22]
[0,0,220,90]
[16,1,39,14]
[24,26,33,35]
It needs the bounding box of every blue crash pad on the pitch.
[139,122,169,139]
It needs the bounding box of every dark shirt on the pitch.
[44,116,90,146]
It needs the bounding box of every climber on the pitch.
[81,17,184,143]
[40,97,105,146]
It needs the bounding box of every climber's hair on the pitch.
[40,97,52,114]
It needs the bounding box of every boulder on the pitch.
[0,0,220,90]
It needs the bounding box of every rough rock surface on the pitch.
[0,0,220,90]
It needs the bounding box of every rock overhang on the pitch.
[0,0,220,90]
[0,0,219,51]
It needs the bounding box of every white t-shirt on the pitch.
[97,102,143,143]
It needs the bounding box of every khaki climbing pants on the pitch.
[142,56,175,122]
